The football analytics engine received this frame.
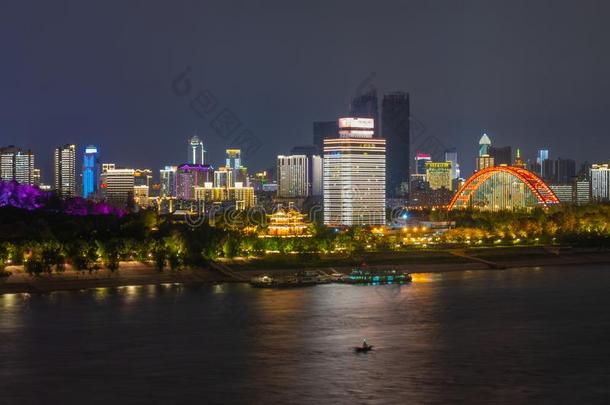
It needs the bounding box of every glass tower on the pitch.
[82,145,100,198]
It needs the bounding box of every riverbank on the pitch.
[2,247,610,294]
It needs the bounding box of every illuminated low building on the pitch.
[193,183,255,209]
[266,206,310,237]
[449,166,560,211]
[425,161,452,191]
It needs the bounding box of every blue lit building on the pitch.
[82,145,100,198]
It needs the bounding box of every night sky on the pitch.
[1,0,609,182]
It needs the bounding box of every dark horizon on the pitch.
[2,0,610,182]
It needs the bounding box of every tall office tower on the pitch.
[590,164,610,202]
[489,145,512,166]
[33,169,41,186]
[444,148,460,179]
[537,149,549,177]
[476,134,494,171]
[382,92,410,197]
[189,135,205,164]
[225,148,248,186]
[0,146,36,185]
[313,121,338,154]
[288,145,323,197]
[514,149,527,168]
[350,88,379,137]
[554,158,576,184]
[213,166,233,189]
[54,144,76,198]
[177,164,213,200]
[82,145,100,198]
[542,159,556,182]
[277,155,310,198]
[425,162,453,191]
[160,166,178,197]
[101,168,135,207]
[414,153,432,175]
[323,117,386,226]
[573,179,591,205]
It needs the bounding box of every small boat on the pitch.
[354,344,373,353]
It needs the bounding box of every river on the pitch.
[1,265,609,404]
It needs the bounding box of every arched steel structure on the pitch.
[449,166,560,210]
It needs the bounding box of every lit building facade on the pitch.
[324,117,386,226]
[476,134,494,171]
[414,153,431,175]
[177,164,213,200]
[444,148,460,179]
[101,167,135,207]
[1,146,35,185]
[160,166,178,197]
[425,161,453,190]
[590,164,610,202]
[277,155,309,198]
[82,145,100,198]
[193,184,255,209]
[549,184,573,204]
[54,144,76,198]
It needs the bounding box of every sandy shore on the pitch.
[2,249,610,295]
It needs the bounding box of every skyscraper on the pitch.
[160,166,178,197]
[476,134,494,171]
[54,144,76,198]
[489,145,512,166]
[537,149,549,177]
[323,117,386,226]
[0,146,35,185]
[277,155,310,198]
[313,121,338,154]
[189,135,205,165]
[381,92,410,197]
[349,88,379,137]
[82,145,100,199]
[590,164,610,202]
[444,148,460,179]
[554,158,576,184]
[414,153,432,175]
[225,149,247,186]
[101,167,135,207]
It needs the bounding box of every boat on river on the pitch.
[342,268,412,284]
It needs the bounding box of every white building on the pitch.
[54,144,76,198]
[573,180,591,205]
[160,166,178,197]
[1,146,35,185]
[277,155,309,198]
[323,117,386,226]
[101,167,135,206]
[189,135,206,165]
[591,164,610,202]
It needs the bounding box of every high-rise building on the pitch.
[54,144,76,198]
[311,155,323,197]
[189,135,206,165]
[554,158,576,184]
[82,145,100,199]
[277,155,310,198]
[0,146,35,185]
[476,134,494,171]
[101,167,135,207]
[382,92,410,197]
[177,164,213,200]
[425,162,453,191]
[414,153,432,175]
[537,149,549,177]
[549,184,573,204]
[444,148,460,179]
[160,166,178,197]
[573,179,591,205]
[225,149,248,187]
[350,88,379,137]
[323,117,386,226]
[489,145,512,166]
[590,164,610,202]
[313,121,338,154]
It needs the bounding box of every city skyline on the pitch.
[2,1,610,180]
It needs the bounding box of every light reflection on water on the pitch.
[1,266,610,404]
